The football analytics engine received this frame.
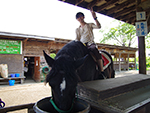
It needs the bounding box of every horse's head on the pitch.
[43,51,87,112]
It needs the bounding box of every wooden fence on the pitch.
[0,103,35,113]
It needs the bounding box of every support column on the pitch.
[127,54,129,71]
[135,53,137,70]
[119,53,121,71]
[136,0,146,74]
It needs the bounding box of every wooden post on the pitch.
[135,53,137,70]
[136,0,146,74]
[119,53,121,71]
[127,54,129,71]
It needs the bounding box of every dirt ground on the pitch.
[0,70,150,113]
[0,83,51,113]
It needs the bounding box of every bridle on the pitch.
[50,97,74,113]
[50,74,81,113]
[49,58,82,113]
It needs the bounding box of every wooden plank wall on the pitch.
[0,54,23,75]
[23,41,65,56]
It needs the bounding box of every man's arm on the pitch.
[90,8,101,28]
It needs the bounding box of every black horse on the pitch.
[44,40,115,112]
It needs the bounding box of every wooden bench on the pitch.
[0,76,26,85]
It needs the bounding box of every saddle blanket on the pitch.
[101,51,111,70]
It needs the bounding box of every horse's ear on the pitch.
[43,50,54,67]
[74,54,88,69]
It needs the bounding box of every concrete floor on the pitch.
[0,70,150,113]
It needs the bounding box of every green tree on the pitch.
[145,32,150,48]
[100,22,136,47]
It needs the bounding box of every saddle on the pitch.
[101,51,111,70]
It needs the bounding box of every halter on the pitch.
[50,97,74,113]
[50,87,79,113]
[49,69,80,113]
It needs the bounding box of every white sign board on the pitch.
[136,12,146,21]
[136,21,147,36]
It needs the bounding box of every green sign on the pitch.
[0,39,22,54]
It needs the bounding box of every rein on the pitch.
[50,97,74,113]
[50,86,79,113]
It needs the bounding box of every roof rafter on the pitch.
[113,5,136,18]
[97,0,119,12]
[106,0,135,15]
[119,11,135,21]
[75,0,84,6]
[88,0,105,9]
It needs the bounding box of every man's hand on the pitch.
[90,7,97,19]
[90,7,101,28]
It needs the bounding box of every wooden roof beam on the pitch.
[124,17,136,25]
[97,0,119,12]
[75,0,84,6]
[147,12,150,24]
[23,38,28,42]
[106,0,135,15]
[113,5,136,18]
[118,11,135,21]
[88,0,104,9]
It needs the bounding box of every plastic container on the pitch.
[0,64,8,78]
[15,73,20,77]
[9,80,15,86]
[33,97,90,113]
[10,74,15,78]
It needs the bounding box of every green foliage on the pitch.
[100,21,136,47]
[145,32,150,49]
[136,57,150,70]
[146,56,150,67]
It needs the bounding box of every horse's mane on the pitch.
[46,41,89,82]
[55,41,88,60]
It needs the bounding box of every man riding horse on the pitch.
[75,8,104,77]
[42,8,115,113]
